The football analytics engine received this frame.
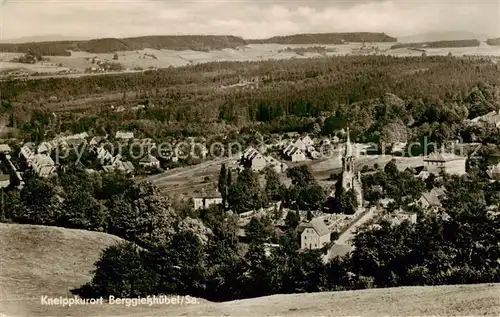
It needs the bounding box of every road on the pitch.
[323,206,378,263]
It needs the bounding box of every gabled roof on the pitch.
[301,135,314,145]
[419,187,445,207]
[140,154,159,163]
[302,219,330,237]
[424,152,466,162]
[115,131,134,139]
[121,161,135,171]
[284,145,303,156]
[243,147,260,160]
[0,144,11,153]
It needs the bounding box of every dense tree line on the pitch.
[391,39,481,49]
[248,32,397,44]
[76,180,500,302]
[1,168,195,249]
[0,35,247,55]
[1,56,499,142]
[486,38,500,46]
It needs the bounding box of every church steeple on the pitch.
[345,127,352,158]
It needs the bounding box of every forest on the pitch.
[247,32,397,44]
[390,39,481,49]
[2,161,499,303]
[486,38,500,46]
[1,55,500,147]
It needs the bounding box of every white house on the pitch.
[241,147,267,171]
[301,219,331,250]
[0,174,10,188]
[115,131,134,140]
[487,163,500,181]
[37,142,53,154]
[301,135,314,147]
[469,110,500,128]
[193,191,223,210]
[264,155,287,173]
[414,187,446,211]
[139,154,160,168]
[386,211,417,225]
[283,144,306,162]
[423,153,467,176]
[0,144,11,153]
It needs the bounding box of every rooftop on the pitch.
[302,219,330,236]
[424,152,466,162]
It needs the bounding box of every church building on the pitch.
[337,127,363,208]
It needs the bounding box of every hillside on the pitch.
[248,32,397,44]
[0,223,124,317]
[391,39,481,49]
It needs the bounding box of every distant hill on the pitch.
[0,33,397,56]
[248,32,397,44]
[391,39,481,49]
[398,31,488,43]
[0,35,248,56]
[487,38,500,46]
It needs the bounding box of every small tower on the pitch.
[341,127,355,191]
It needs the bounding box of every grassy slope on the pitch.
[0,223,498,317]
[0,223,124,317]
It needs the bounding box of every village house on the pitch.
[469,110,500,128]
[283,144,306,162]
[414,187,446,211]
[301,219,331,250]
[89,136,104,147]
[115,131,134,141]
[139,154,160,168]
[0,144,11,154]
[264,155,288,173]
[241,147,267,171]
[103,160,135,174]
[193,190,223,210]
[401,166,431,180]
[96,147,114,164]
[385,211,418,225]
[0,174,10,188]
[37,141,53,154]
[391,142,408,155]
[486,163,500,181]
[290,135,314,152]
[423,153,467,176]
[20,146,56,178]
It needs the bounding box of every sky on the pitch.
[0,0,499,40]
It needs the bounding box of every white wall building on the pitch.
[301,219,331,250]
[423,153,467,176]
[283,144,306,162]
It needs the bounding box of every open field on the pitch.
[140,154,425,198]
[1,42,499,78]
